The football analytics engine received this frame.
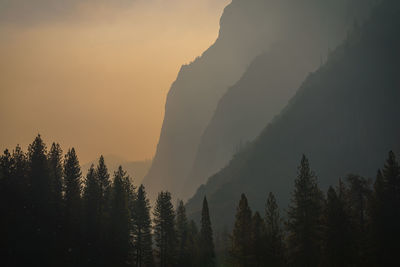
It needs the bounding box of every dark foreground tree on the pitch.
[133,185,154,267]
[369,151,400,265]
[48,143,64,218]
[176,200,190,267]
[199,197,216,267]
[63,147,82,264]
[230,193,253,267]
[322,183,354,266]
[153,191,176,267]
[82,164,101,264]
[265,192,285,266]
[251,211,265,266]
[346,173,371,261]
[109,166,131,266]
[287,155,324,266]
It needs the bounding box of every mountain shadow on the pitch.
[186,0,400,230]
[182,0,376,199]
[143,0,291,200]
[144,0,374,201]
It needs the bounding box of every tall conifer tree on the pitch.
[109,166,131,266]
[63,147,82,264]
[83,164,101,263]
[133,184,154,267]
[323,185,354,266]
[230,193,253,267]
[28,135,53,264]
[265,192,285,266]
[369,151,400,265]
[251,211,266,267]
[200,197,215,267]
[287,155,324,266]
[48,143,64,213]
[153,191,176,267]
[176,200,190,267]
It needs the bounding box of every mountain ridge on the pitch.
[186,0,400,229]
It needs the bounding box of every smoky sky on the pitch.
[0,0,137,25]
[0,0,230,163]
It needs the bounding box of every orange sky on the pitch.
[0,0,230,163]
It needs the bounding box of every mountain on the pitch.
[186,0,400,229]
[144,0,373,201]
[181,0,376,199]
[143,0,289,200]
[82,155,151,185]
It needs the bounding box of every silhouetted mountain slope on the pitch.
[186,0,400,229]
[143,0,290,200]
[144,0,373,201]
[182,0,376,199]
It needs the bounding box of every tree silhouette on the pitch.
[176,200,190,267]
[251,211,266,266]
[369,151,400,265]
[322,183,354,266]
[287,155,324,266]
[153,191,176,267]
[133,184,154,267]
[63,147,82,264]
[230,193,253,267]
[109,166,131,266]
[265,192,285,266]
[199,197,215,267]
[82,164,101,264]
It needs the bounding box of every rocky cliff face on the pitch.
[181,0,375,199]
[143,0,375,201]
[186,0,400,229]
[143,0,285,200]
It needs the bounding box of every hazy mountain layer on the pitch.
[143,0,290,200]
[186,0,400,229]
[144,0,372,201]
[182,0,376,199]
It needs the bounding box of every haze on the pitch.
[0,0,230,163]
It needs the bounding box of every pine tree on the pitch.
[63,147,82,264]
[28,135,52,224]
[346,173,371,262]
[133,184,154,267]
[176,200,190,267]
[230,193,253,267]
[95,155,112,258]
[369,151,400,265]
[153,191,177,267]
[97,155,111,219]
[199,197,216,267]
[27,135,54,264]
[287,155,324,267]
[322,185,354,266]
[382,151,400,203]
[109,166,131,266]
[251,211,266,267]
[265,192,285,267]
[48,143,64,214]
[82,164,101,264]
[122,174,136,265]
[187,220,200,267]
[346,174,371,233]
[1,146,30,265]
[369,170,385,264]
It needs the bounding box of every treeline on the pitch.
[220,154,400,267]
[1,135,399,267]
[0,135,215,267]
